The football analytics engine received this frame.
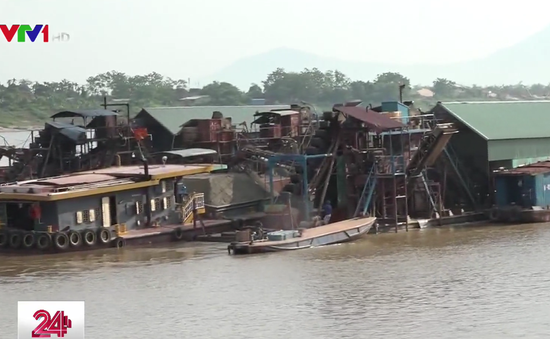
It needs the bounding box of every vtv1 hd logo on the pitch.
[18,301,85,339]
[1,24,49,42]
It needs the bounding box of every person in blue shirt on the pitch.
[178,183,188,196]
[176,182,188,203]
[322,200,332,224]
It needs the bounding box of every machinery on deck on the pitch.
[259,100,480,231]
[0,102,152,182]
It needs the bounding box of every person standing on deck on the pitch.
[322,200,332,224]
[175,181,189,204]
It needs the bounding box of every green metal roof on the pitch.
[140,105,290,135]
[441,101,550,140]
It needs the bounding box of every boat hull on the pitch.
[488,207,550,224]
[228,217,375,255]
[0,217,256,256]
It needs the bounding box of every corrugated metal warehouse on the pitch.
[432,100,550,203]
[433,100,550,170]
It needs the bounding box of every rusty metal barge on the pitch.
[0,96,495,254]
[130,99,489,246]
[233,101,485,237]
[194,99,486,250]
[0,100,152,183]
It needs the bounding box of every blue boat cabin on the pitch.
[494,164,550,209]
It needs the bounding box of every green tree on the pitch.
[246,84,263,99]
[372,72,410,101]
[0,68,544,128]
[432,78,457,98]
[200,81,245,105]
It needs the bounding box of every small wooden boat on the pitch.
[227,217,376,255]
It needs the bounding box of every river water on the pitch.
[1,223,550,338]
[0,130,35,167]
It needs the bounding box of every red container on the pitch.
[280,114,300,137]
[219,130,235,142]
[197,119,222,142]
[259,124,281,138]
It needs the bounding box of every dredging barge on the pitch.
[0,97,493,254]
[0,161,265,254]
[0,101,152,183]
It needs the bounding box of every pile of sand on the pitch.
[183,172,270,207]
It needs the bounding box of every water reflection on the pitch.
[300,222,547,262]
[0,243,210,281]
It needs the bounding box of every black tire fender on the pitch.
[115,237,126,249]
[36,233,52,250]
[97,228,111,244]
[0,230,8,248]
[68,230,82,247]
[9,231,22,249]
[22,232,35,249]
[53,232,70,251]
[82,229,96,246]
[173,227,184,241]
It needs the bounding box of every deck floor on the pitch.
[120,219,231,239]
[248,217,376,247]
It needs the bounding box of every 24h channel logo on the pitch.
[18,301,85,339]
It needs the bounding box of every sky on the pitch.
[1,0,550,85]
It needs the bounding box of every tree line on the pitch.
[0,68,549,127]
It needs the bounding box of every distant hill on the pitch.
[200,25,550,89]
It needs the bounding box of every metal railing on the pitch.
[376,155,406,175]
[181,193,206,222]
[194,193,205,209]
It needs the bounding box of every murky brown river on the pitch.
[2,223,550,338]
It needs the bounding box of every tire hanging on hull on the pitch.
[98,228,111,245]
[0,230,8,248]
[172,227,184,241]
[53,232,69,251]
[115,237,126,248]
[68,230,82,247]
[22,232,35,249]
[36,233,52,250]
[82,229,96,246]
[9,232,22,249]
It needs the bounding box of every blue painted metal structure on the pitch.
[266,153,330,219]
[363,129,409,229]
[354,164,377,216]
[381,101,410,123]
[250,98,266,105]
[494,172,550,208]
